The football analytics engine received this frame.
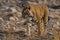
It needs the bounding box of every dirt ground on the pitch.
[0,0,60,40]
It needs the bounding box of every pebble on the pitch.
[9,17,15,21]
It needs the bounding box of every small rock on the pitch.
[9,17,15,21]
[3,14,13,21]
[11,7,17,13]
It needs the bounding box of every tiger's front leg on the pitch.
[37,18,43,36]
[36,11,44,36]
[43,6,49,36]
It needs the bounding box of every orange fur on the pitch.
[28,4,49,36]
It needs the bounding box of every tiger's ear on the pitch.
[22,3,30,10]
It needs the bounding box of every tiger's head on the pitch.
[17,1,31,18]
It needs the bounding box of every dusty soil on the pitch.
[0,0,60,40]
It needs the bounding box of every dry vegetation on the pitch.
[0,0,60,40]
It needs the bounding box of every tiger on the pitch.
[18,1,49,36]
